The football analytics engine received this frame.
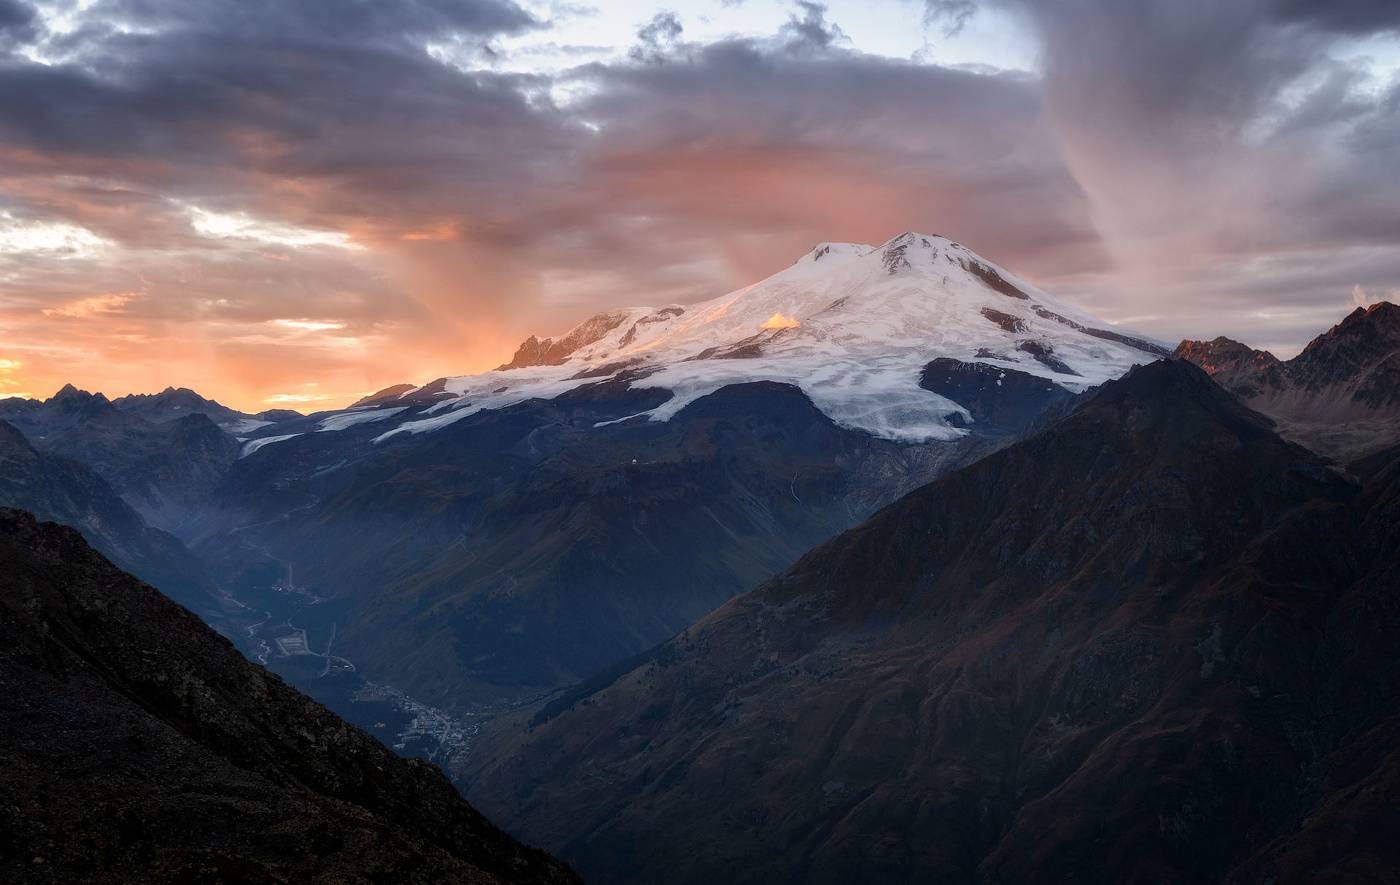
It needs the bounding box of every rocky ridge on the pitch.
[1174,301,1400,460]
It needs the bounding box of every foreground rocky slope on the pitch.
[464,361,1400,884]
[0,508,580,885]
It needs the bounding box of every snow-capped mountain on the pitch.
[388,232,1164,443]
[240,232,1167,455]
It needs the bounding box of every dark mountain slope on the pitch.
[0,508,579,885]
[0,420,227,617]
[0,385,239,532]
[464,360,1400,884]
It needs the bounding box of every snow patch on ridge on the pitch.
[240,433,302,457]
[316,407,406,433]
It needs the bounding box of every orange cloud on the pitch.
[761,312,800,329]
[41,294,133,318]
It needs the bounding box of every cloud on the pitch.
[0,0,33,30]
[1269,0,1400,35]
[41,293,132,317]
[957,0,1400,257]
[629,10,683,63]
[921,0,978,34]
[1352,283,1400,308]
[780,2,847,52]
[0,0,1395,406]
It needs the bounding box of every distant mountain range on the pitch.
[111,384,287,433]
[0,384,289,533]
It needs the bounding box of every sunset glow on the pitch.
[761,312,801,330]
[0,0,1395,411]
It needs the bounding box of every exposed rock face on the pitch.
[0,508,581,885]
[499,310,635,369]
[463,361,1400,885]
[918,358,1074,434]
[351,384,418,407]
[1174,302,1400,460]
[1290,301,1400,405]
[1171,337,1287,398]
[0,420,225,617]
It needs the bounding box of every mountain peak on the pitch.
[352,383,418,407]
[876,231,958,275]
[52,383,88,400]
[47,384,112,413]
[1084,356,1274,439]
[1307,299,1400,353]
[373,234,1166,445]
[880,230,953,247]
[794,242,869,265]
[1170,334,1282,369]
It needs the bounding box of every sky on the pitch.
[0,0,1397,411]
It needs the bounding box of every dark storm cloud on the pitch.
[0,0,574,242]
[1270,0,1400,35]
[0,0,33,29]
[105,0,537,40]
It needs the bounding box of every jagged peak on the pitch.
[1332,299,1400,333]
[1172,337,1279,362]
[879,231,956,249]
[794,242,870,264]
[48,384,111,408]
[352,384,418,408]
[1299,300,1400,359]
